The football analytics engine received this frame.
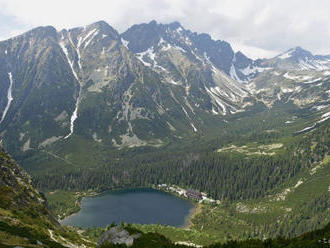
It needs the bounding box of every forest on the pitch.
[31,121,329,201]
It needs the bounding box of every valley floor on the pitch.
[51,154,330,246]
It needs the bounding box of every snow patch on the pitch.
[229,64,241,82]
[81,28,97,45]
[176,27,183,33]
[318,111,330,123]
[277,51,293,59]
[136,47,155,67]
[298,59,330,71]
[281,88,294,93]
[181,106,190,118]
[84,30,99,48]
[59,41,82,139]
[169,79,180,85]
[321,112,330,118]
[174,45,186,53]
[121,38,129,49]
[283,72,301,80]
[240,65,271,76]
[190,123,197,132]
[210,64,249,99]
[294,179,303,188]
[0,72,14,124]
[158,37,166,46]
[155,64,167,71]
[204,86,227,115]
[64,94,81,139]
[302,77,322,84]
[212,107,219,115]
[161,43,172,51]
[297,123,316,133]
[313,105,330,111]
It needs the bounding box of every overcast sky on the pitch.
[0,0,329,59]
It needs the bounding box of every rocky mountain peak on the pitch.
[4,20,330,153]
[120,20,263,83]
[168,21,182,30]
[121,21,163,52]
[14,25,58,42]
[277,46,313,60]
[267,46,330,71]
[87,20,120,39]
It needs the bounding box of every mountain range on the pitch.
[0,20,329,155]
[0,19,330,247]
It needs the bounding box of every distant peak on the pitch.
[168,21,182,29]
[235,51,245,56]
[88,20,111,29]
[293,46,303,50]
[23,26,57,40]
[87,20,119,38]
[293,46,313,53]
[288,46,307,53]
[235,51,251,61]
[149,20,158,25]
[277,46,313,59]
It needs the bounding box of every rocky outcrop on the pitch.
[98,226,141,247]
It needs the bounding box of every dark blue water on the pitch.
[60,188,194,227]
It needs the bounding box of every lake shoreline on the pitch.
[48,190,100,221]
[53,187,156,221]
[183,203,202,229]
[58,187,196,228]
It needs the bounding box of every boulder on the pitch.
[97,226,141,247]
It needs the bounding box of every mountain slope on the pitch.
[0,26,78,154]
[2,21,330,156]
[121,20,268,84]
[0,20,257,156]
[0,143,92,247]
[248,47,330,111]
[271,46,330,71]
[122,21,254,116]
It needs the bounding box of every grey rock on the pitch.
[97,226,141,247]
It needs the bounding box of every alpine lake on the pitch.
[60,188,195,228]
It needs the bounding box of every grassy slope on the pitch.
[45,190,80,220]
[0,149,94,248]
[82,220,330,248]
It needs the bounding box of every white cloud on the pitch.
[0,0,330,58]
[230,41,279,60]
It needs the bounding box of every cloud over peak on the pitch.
[0,0,329,58]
